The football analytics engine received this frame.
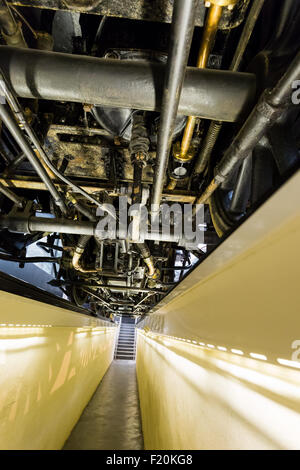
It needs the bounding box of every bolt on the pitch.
[205,1,211,7]
[83,103,93,113]
[228,4,234,10]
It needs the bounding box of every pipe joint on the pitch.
[258,91,285,121]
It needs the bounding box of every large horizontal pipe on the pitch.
[0,215,215,245]
[0,215,181,242]
[0,216,96,236]
[0,46,256,122]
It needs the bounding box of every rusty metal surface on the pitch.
[0,176,198,202]
[45,125,154,182]
[7,0,204,24]
[62,0,102,12]
[0,175,118,194]
[46,124,109,180]
[6,0,249,29]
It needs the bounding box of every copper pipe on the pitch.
[72,249,97,273]
[72,235,98,273]
[166,179,177,190]
[180,4,223,159]
[143,256,156,278]
[34,149,56,180]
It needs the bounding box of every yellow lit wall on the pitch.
[137,331,300,450]
[0,291,117,450]
[136,172,300,450]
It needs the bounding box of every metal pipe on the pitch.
[229,0,266,73]
[12,217,96,235]
[151,0,198,214]
[193,0,265,176]
[229,154,252,213]
[135,243,157,279]
[0,103,67,213]
[161,265,193,271]
[65,281,164,295]
[0,46,255,123]
[66,192,97,222]
[132,293,155,314]
[166,179,177,191]
[91,15,107,55]
[132,162,143,204]
[193,120,222,175]
[97,285,163,295]
[143,256,156,279]
[0,181,24,207]
[0,177,200,203]
[130,113,158,279]
[0,253,60,263]
[3,152,26,176]
[0,69,116,218]
[130,113,149,206]
[72,234,97,273]
[81,288,115,311]
[180,3,223,159]
[195,50,300,205]
[0,215,184,243]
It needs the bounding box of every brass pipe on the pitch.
[143,256,156,279]
[72,249,97,273]
[34,149,57,180]
[180,4,223,159]
[72,235,98,273]
[166,178,177,191]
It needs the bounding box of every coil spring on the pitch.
[194,121,222,175]
[129,114,150,159]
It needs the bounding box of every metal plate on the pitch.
[45,124,154,182]
[7,0,206,25]
[7,0,249,29]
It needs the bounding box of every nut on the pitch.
[83,103,93,113]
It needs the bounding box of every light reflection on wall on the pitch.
[137,330,300,450]
[0,324,117,449]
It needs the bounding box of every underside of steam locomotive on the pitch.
[0,0,298,319]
